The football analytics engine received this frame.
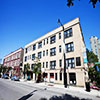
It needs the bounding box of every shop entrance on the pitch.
[69,73,76,85]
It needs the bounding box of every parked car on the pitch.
[11,75,20,81]
[2,74,9,79]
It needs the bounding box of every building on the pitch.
[23,17,88,86]
[3,48,24,77]
[90,36,100,62]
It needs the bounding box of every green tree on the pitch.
[32,57,41,82]
[67,0,100,8]
[23,63,30,79]
[88,67,95,82]
[0,64,2,73]
[7,66,12,73]
[95,71,100,87]
[24,63,30,72]
[86,48,98,63]
[2,66,8,73]
[88,67,100,87]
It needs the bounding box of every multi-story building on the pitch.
[3,48,24,76]
[23,17,88,86]
[90,36,100,62]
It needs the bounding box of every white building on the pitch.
[23,17,88,86]
[90,36,100,62]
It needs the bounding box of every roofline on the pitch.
[25,17,79,47]
[3,47,23,58]
[90,36,98,39]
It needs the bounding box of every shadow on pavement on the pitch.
[18,90,37,100]
[40,94,92,100]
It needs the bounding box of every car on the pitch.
[2,74,9,79]
[11,75,20,81]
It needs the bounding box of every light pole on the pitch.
[58,19,67,88]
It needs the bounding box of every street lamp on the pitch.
[58,19,67,88]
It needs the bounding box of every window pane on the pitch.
[50,35,56,44]
[65,42,74,52]
[76,57,81,66]
[64,28,72,38]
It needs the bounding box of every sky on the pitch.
[0,0,100,63]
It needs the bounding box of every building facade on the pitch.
[90,36,100,62]
[23,17,88,86]
[3,48,24,76]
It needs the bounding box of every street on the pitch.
[0,79,100,100]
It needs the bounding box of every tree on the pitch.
[7,66,12,73]
[88,66,100,87]
[67,0,100,8]
[2,66,8,73]
[86,48,98,63]
[88,67,95,82]
[87,48,100,87]
[23,63,30,79]
[0,64,2,73]
[24,63,30,73]
[32,57,41,82]
[95,71,100,87]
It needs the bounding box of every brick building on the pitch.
[3,48,24,76]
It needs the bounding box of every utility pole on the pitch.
[58,19,67,88]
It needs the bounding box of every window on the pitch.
[31,64,34,70]
[32,54,35,60]
[46,50,48,56]
[60,73,62,80]
[50,35,56,44]
[59,45,61,53]
[50,73,54,79]
[59,60,62,67]
[33,44,36,51]
[27,46,31,52]
[65,42,74,52]
[76,57,81,66]
[43,51,45,56]
[43,62,45,68]
[43,73,47,78]
[38,52,42,59]
[94,40,96,44]
[59,33,61,39]
[50,60,56,69]
[50,47,56,56]
[47,38,48,44]
[27,55,30,60]
[46,62,48,68]
[44,40,45,45]
[66,58,75,68]
[38,41,42,48]
[25,48,27,53]
[95,49,97,54]
[25,56,27,62]
[55,73,57,80]
[64,28,72,38]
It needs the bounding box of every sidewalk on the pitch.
[20,79,100,97]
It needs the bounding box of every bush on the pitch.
[88,67,100,88]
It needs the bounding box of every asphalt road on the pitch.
[0,78,99,100]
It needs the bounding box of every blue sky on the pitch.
[0,0,100,62]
